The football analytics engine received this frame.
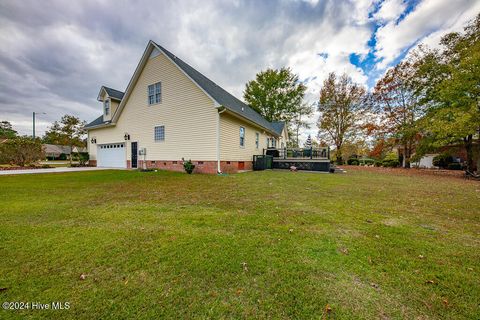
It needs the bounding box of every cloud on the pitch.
[0,0,478,145]
[374,0,480,69]
[373,0,406,22]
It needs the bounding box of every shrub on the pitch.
[347,158,359,165]
[447,162,462,170]
[433,153,454,169]
[78,152,89,166]
[183,159,195,174]
[382,152,400,168]
[364,159,375,165]
[59,153,67,160]
[0,136,44,166]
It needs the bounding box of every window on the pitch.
[104,99,110,115]
[271,138,276,148]
[239,127,245,147]
[266,137,269,148]
[154,126,165,141]
[148,82,162,105]
[255,132,259,149]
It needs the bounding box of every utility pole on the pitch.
[32,112,46,139]
[33,112,36,139]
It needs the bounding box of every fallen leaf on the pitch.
[340,247,349,255]
[0,287,7,292]
[467,267,473,271]
[375,235,380,239]
[325,304,332,313]
[236,288,243,295]
[288,228,294,233]
[425,280,435,284]
[366,219,373,223]
[442,299,449,306]
[242,262,248,272]
[370,282,379,289]
[79,274,87,280]
[418,255,425,259]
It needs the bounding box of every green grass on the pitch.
[0,170,479,319]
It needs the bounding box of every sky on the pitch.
[0,0,479,142]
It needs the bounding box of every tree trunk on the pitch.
[336,144,343,165]
[464,134,474,172]
[403,143,411,168]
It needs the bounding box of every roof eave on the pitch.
[220,107,280,137]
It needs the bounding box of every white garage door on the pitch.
[97,143,126,168]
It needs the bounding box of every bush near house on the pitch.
[183,159,195,174]
[380,152,400,168]
[433,153,454,169]
[0,136,44,166]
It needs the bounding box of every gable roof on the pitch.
[152,42,278,134]
[270,121,286,136]
[85,40,281,136]
[97,86,125,101]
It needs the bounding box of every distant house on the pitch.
[84,40,288,173]
[43,144,87,160]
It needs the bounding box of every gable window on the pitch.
[154,125,165,141]
[104,99,110,115]
[255,132,259,149]
[148,82,162,105]
[239,127,245,147]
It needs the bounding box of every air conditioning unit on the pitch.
[138,148,147,155]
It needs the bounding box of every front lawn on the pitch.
[0,170,478,319]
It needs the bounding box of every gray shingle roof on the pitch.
[86,41,282,135]
[84,115,105,128]
[103,87,124,100]
[270,121,286,135]
[154,42,278,134]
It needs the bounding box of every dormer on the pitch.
[97,86,124,122]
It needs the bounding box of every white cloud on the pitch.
[375,0,480,69]
[373,0,406,22]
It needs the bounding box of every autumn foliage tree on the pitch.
[317,72,367,164]
[371,61,423,168]
[43,115,86,165]
[412,14,480,172]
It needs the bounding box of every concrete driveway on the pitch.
[0,167,123,175]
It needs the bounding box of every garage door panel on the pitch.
[97,143,126,168]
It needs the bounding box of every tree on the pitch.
[43,115,86,165]
[0,136,44,166]
[304,135,312,149]
[0,121,18,139]
[290,103,314,147]
[317,72,367,164]
[244,67,306,122]
[371,61,423,168]
[412,14,480,172]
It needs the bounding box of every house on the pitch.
[43,144,88,160]
[84,40,288,173]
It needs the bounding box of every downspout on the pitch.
[216,106,226,174]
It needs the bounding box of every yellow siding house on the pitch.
[85,41,288,173]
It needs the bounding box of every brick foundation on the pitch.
[137,160,253,174]
[88,160,97,167]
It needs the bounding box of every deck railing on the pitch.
[264,147,330,160]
